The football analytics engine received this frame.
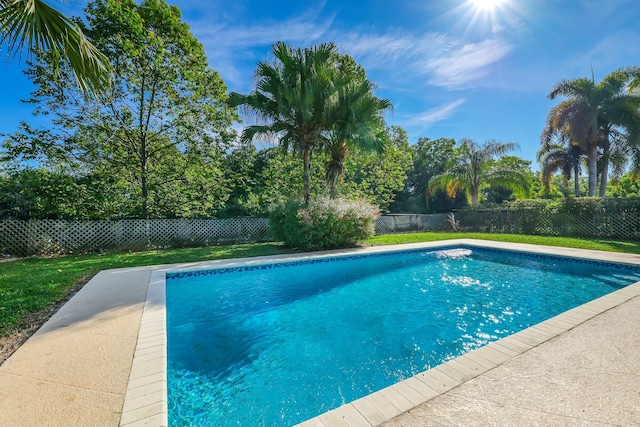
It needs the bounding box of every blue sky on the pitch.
[2,0,640,170]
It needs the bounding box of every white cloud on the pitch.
[185,2,514,93]
[338,31,447,74]
[337,30,513,90]
[423,39,513,89]
[408,99,466,127]
[188,5,335,88]
[581,30,640,76]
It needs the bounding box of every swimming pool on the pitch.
[163,243,640,427]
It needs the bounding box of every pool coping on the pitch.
[119,239,640,427]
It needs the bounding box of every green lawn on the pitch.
[2,232,640,341]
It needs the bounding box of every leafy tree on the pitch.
[0,168,126,219]
[229,41,339,204]
[429,138,530,208]
[219,145,329,217]
[482,156,535,204]
[220,129,410,215]
[324,54,392,198]
[0,0,110,94]
[538,173,580,199]
[257,147,329,208]
[218,143,273,217]
[2,0,236,218]
[543,67,640,197]
[607,172,640,198]
[338,126,412,212]
[391,137,466,213]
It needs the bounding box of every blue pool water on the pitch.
[166,246,640,427]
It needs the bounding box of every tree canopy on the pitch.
[230,42,391,204]
[3,24,640,222]
[429,139,530,208]
[323,54,392,198]
[229,41,340,204]
[2,0,237,218]
[543,67,640,197]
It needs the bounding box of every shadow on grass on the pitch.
[587,239,640,254]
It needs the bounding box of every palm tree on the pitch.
[629,73,640,175]
[543,67,640,197]
[428,138,529,208]
[229,41,339,204]
[324,78,391,198]
[537,140,583,197]
[0,0,110,94]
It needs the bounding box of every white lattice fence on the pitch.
[375,214,449,235]
[1,214,454,256]
[0,218,271,256]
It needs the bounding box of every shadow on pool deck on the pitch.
[0,240,639,427]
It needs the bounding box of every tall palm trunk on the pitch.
[471,190,479,208]
[599,138,610,198]
[141,173,148,219]
[302,145,312,204]
[471,172,480,207]
[329,180,338,199]
[327,140,348,199]
[587,144,598,196]
[574,165,580,197]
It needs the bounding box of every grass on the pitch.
[367,232,640,254]
[2,232,640,342]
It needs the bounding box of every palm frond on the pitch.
[485,168,531,197]
[1,0,111,95]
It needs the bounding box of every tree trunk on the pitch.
[329,180,338,199]
[471,191,479,208]
[303,145,311,205]
[599,140,610,198]
[141,173,148,219]
[140,138,149,219]
[587,144,597,196]
[574,165,580,197]
[328,140,347,200]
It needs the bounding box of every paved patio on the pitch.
[0,240,638,426]
[379,291,640,426]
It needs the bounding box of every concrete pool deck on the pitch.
[0,239,639,426]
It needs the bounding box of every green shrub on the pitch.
[269,200,298,242]
[269,198,380,251]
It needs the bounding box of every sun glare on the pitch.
[471,0,505,12]
[453,0,517,35]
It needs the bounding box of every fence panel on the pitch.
[375,214,448,235]
[455,208,640,241]
[12,208,637,257]
[0,218,272,257]
[0,215,450,257]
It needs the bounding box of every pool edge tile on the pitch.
[351,391,404,425]
[119,270,168,427]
